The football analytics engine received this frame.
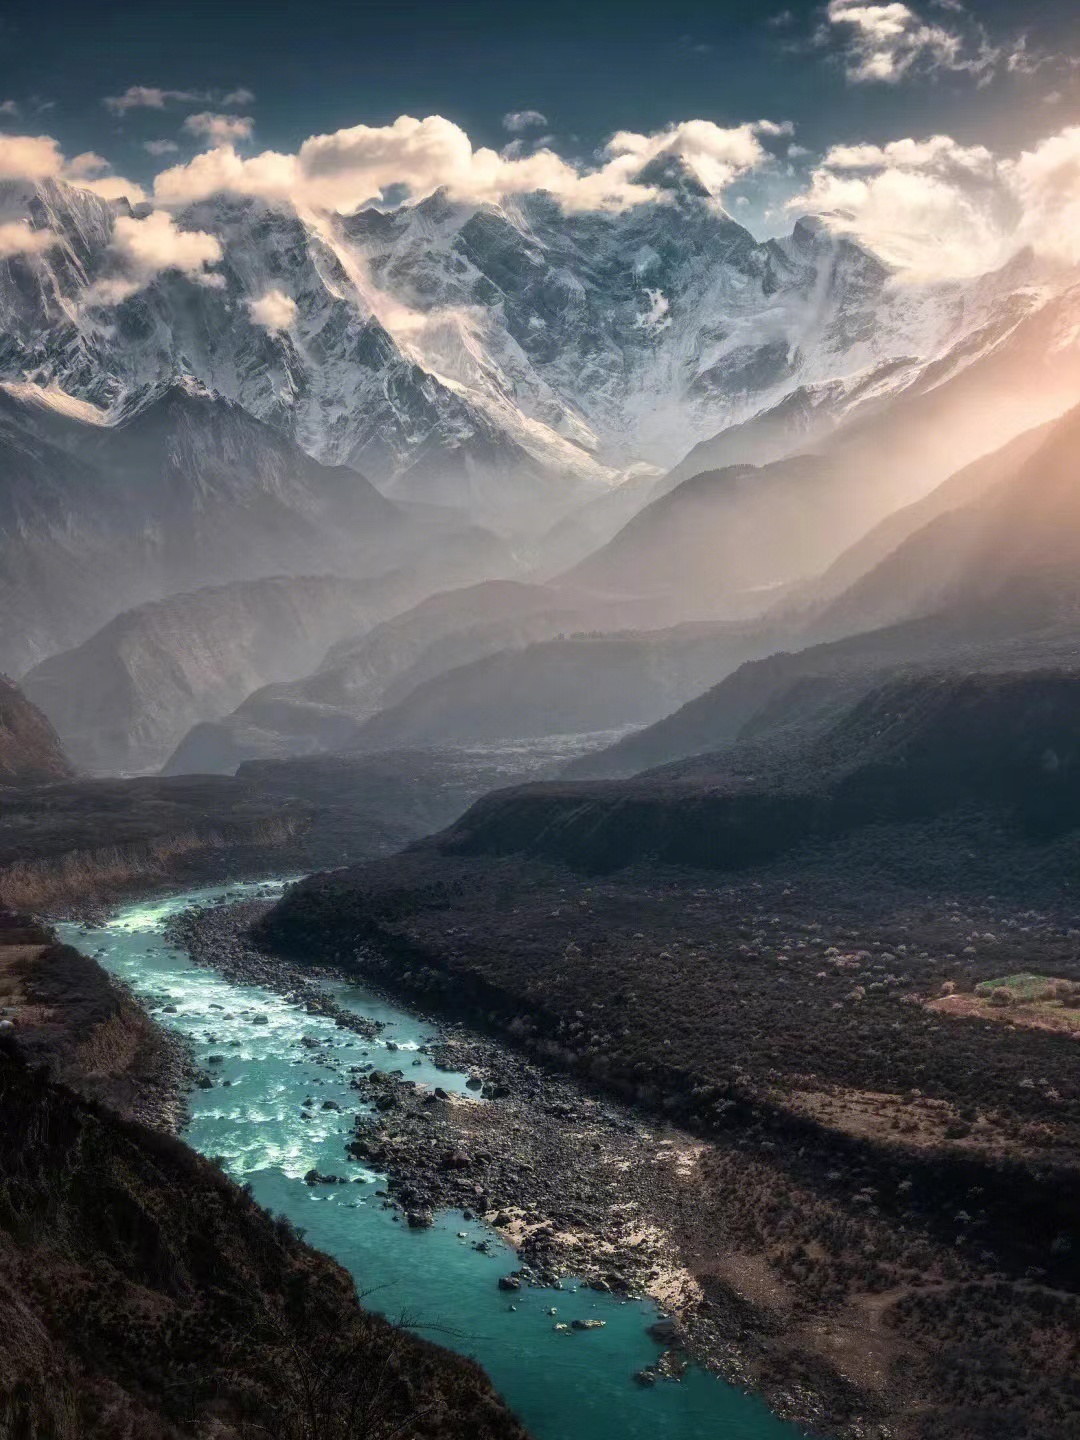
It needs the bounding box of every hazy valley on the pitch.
[3,71,1080,1440]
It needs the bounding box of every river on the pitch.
[60,880,806,1440]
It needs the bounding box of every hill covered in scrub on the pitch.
[0,675,73,784]
[0,1043,529,1440]
[0,774,311,912]
[258,666,1080,1440]
[443,671,1080,874]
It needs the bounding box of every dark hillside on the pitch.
[259,669,1080,1438]
[443,672,1080,874]
[0,1046,529,1440]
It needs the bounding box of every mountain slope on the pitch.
[347,622,767,752]
[568,402,1080,779]
[795,418,1057,614]
[440,670,1080,873]
[0,1044,529,1440]
[564,454,853,610]
[0,676,73,784]
[22,573,425,775]
[0,380,503,674]
[815,400,1080,639]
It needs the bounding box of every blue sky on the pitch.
[1,0,1078,256]
[3,0,1077,162]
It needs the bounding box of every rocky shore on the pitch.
[170,893,891,1439]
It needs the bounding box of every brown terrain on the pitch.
[258,670,1080,1440]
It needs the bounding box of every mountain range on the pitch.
[5,172,1080,539]
[4,168,1080,783]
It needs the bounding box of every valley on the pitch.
[3,79,1080,1438]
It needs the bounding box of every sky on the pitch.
[1,0,1080,277]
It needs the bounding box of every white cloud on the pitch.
[86,209,223,305]
[104,85,201,115]
[824,0,999,84]
[0,100,18,118]
[1009,126,1080,265]
[144,138,180,156]
[78,174,148,202]
[66,151,110,177]
[756,119,795,138]
[502,110,548,134]
[183,111,254,145]
[221,88,255,107]
[790,124,1080,277]
[248,287,297,331]
[0,133,64,180]
[0,220,57,259]
[152,113,781,214]
[0,130,143,202]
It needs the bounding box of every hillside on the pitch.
[163,580,674,775]
[565,454,862,612]
[570,403,1080,780]
[794,419,1057,615]
[438,671,1080,873]
[814,400,1080,639]
[0,773,310,912]
[0,1042,528,1440]
[0,675,73,784]
[346,623,767,752]
[0,381,502,676]
[22,572,424,775]
[260,667,1080,1440]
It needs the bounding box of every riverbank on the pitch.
[74,882,804,1440]
[171,894,883,1439]
[258,845,1080,1440]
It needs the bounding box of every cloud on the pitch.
[502,110,548,134]
[78,174,148,202]
[152,112,782,214]
[1009,126,1080,265]
[144,138,180,156]
[790,124,1080,277]
[104,84,256,117]
[0,100,18,118]
[183,111,254,145]
[66,151,110,177]
[756,119,795,138]
[0,220,57,259]
[104,85,201,115]
[0,133,64,180]
[0,130,144,202]
[824,0,999,84]
[86,209,223,305]
[248,288,297,331]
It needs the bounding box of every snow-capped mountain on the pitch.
[0,170,1076,532]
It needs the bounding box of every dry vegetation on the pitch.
[260,673,1080,1439]
[0,775,311,912]
[0,1047,530,1440]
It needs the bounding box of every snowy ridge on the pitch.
[0,173,1075,529]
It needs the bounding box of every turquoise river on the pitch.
[60,880,807,1440]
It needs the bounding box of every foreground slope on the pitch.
[0,1038,528,1440]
